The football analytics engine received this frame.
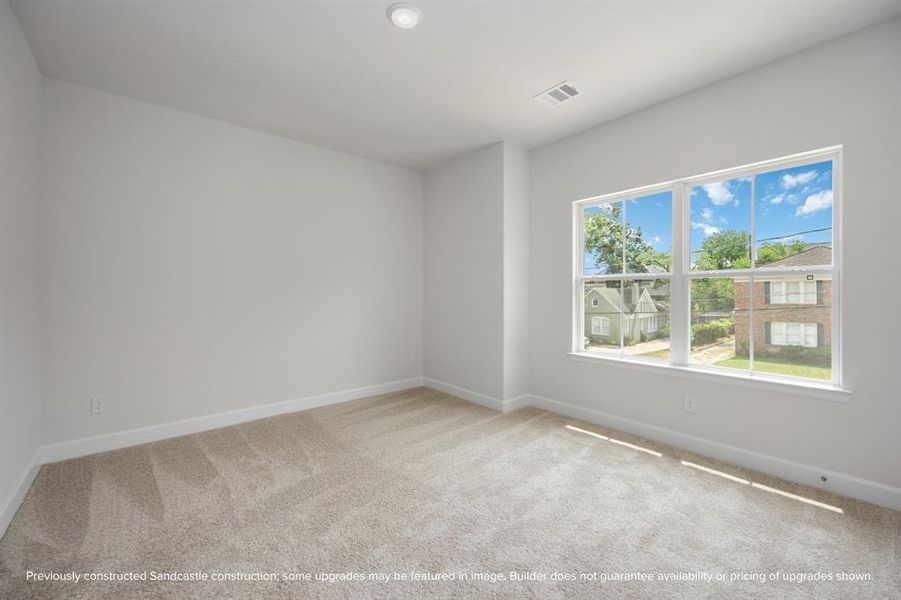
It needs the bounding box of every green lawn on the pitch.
[714,357,831,380]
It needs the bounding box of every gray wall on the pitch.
[39,79,424,446]
[423,141,531,403]
[0,2,43,515]
[502,143,530,400]
[424,143,505,399]
[530,18,901,488]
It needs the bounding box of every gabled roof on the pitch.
[760,245,831,268]
[586,286,657,314]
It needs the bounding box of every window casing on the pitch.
[573,147,841,387]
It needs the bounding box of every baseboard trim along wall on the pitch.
[40,377,424,465]
[0,455,42,539]
[422,377,526,413]
[2,377,426,538]
[5,377,898,539]
[525,393,901,512]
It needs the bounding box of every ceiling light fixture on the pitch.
[387,3,421,30]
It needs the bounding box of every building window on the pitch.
[769,322,818,348]
[574,147,840,385]
[768,280,817,304]
[640,316,659,334]
[591,316,610,336]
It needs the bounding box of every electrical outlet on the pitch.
[91,395,107,415]
[684,396,697,414]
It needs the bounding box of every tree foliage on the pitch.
[693,230,750,270]
[690,230,747,318]
[691,278,735,313]
[691,319,735,347]
[755,240,807,265]
[584,204,670,273]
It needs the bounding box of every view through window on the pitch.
[576,150,838,385]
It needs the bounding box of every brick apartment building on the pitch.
[734,246,832,358]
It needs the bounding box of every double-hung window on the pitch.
[574,147,841,387]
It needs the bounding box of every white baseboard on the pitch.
[422,378,529,414]
[0,453,41,539]
[423,378,503,411]
[6,377,897,540]
[501,394,531,413]
[40,377,424,464]
[526,393,901,512]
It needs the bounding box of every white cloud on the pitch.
[691,221,721,236]
[701,182,734,206]
[781,170,817,189]
[769,194,784,205]
[700,207,714,221]
[796,189,833,216]
[651,235,662,245]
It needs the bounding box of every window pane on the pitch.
[754,275,832,381]
[625,191,672,274]
[583,281,622,355]
[622,279,670,362]
[690,277,740,367]
[583,202,623,276]
[755,160,832,268]
[690,177,751,271]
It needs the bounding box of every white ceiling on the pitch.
[11,1,901,170]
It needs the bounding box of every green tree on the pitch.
[691,278,735,313]
[694,230,750,270]
[755,240,806,265]
[584,204,670,273]
[691,230,747,327]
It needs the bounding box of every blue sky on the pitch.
[627,191,673,254]
[584,160,833,274]
[689,160,832,261]
[689,177,751,260]
[754,160,833,249]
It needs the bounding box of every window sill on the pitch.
[566,352,851,403]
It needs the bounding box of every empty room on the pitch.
[2,1,900,597]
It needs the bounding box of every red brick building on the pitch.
[734,246,832,359]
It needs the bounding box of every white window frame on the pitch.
[571,146,843,394]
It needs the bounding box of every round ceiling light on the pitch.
[387,3,421,30]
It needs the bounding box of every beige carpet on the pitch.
[1,387,898,599]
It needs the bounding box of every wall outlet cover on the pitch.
[91,396,107,415]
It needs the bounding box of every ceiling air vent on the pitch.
[534,81,580,107]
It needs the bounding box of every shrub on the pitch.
[691,319,734,347]
[771,345,831,366]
